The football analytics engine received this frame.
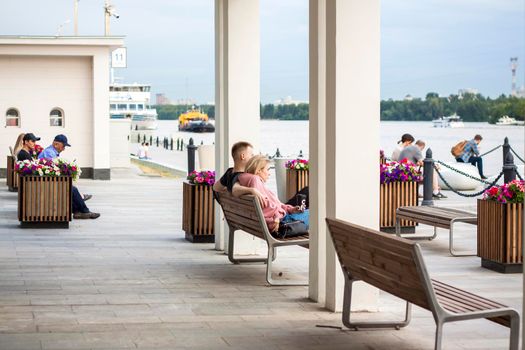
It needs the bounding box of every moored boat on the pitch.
[110,83,158,130]
[432,114,464,128]
[496,115,524,126]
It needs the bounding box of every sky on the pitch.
[0,0,523,103]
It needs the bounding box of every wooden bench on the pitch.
[215,192,309,286]
[396,206,477,256]
[326,218,519,350]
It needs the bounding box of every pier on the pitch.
[0,167,521,349]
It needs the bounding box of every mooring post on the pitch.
[156,137,159,147]
[275,148,281,158]
[187,138,197,175]
[422,148,434,206]
[170,138,174,151]
[503,151,517,184]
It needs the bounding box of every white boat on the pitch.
[496,115,524,126]
[109,83,158,130]
[432,114,464,128]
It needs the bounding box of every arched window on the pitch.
[5,108,20,127]
[50,108,64,127]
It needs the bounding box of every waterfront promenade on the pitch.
[0,167,521,349]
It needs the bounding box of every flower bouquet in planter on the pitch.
[478,180,524,273]
[379,159,422,231]
[285,159,309,202]
[183,170,216,243]
[14,158,79,228]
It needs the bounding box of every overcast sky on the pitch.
[1,0,523,103]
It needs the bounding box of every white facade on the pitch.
[0,36,124,180]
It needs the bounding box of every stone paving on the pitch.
[0,168,521,350]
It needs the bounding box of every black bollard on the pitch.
[137,133,141,143]
[503,152,517,184]
[275,148,281,158]
[201,140,204,145]
[170,138,173,151]
[156,137,159,147]
[177,138,180,151]
[143,134,146,144]
[187,138,197,174]
[422,148,434,206]
[502,137,510,169]
[149,135,153,145]
[181,140,184,150]
[298,150,303,158]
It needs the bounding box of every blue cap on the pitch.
[54,134,71,147]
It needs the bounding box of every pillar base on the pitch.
[481,259,523,274]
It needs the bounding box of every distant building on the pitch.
[273,96,307,105]
[155,93,171,105]
[458,88,478,98]
[403,94,414,101]
[0,36,124,180]
[175,98,197,105]
[516,86,525,98]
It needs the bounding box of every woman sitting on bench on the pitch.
[237,155,309,233]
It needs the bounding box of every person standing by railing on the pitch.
[456,134,486,179]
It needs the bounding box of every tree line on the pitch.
[155,93,524,123]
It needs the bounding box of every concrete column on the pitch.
[214,0,261,252]
[92,49,111,180]
[310,0,380,312]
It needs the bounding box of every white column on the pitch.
[310,0,380,312]
[92,49,111,180]
[214,0,261,252]
[308,0,327,304]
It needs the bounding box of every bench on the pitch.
[395,206,477,256]
[215,192,309,286]
[326,217,519,350]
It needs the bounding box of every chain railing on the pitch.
[434,165,503,198]
[479,144,502,157]
[510,146,525,164]
[517,170,524,181]
[435,160,492,185]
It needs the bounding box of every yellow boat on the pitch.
[178,107,215,133]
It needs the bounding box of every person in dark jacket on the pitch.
[17,133,40,161]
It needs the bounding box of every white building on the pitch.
[0,36,124,180]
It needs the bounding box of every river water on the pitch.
[150,120,524,177]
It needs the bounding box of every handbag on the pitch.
[275,220,308,239]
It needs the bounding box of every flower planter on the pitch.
[286,169,309,202]
[182,181,215,243]
[477,199,523,273]
[380,181,418,232]
[18,175,72,228]
[6,156,19,192]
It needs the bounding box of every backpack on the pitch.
[451,140,467,157]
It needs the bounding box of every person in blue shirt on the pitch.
[456,134,486,179]
[39,135,100,219]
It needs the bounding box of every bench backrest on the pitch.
[326,218,433,311]
[215,192,269,241]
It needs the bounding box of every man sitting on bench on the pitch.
[39,134,100,220]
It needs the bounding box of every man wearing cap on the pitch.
[39,135,100,220]
[17,133,41,161]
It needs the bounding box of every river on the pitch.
[147,120,524,177]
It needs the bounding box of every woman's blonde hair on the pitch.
[245,155,270,175]
[13,133,25,156]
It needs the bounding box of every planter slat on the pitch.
[477,199,523,273]
[380,181,418,230]
[18,176,72,227]
[183,181,215,243]
[6,156,19,192]
[286,169,309,202]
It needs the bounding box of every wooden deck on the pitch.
[0,168,521,350]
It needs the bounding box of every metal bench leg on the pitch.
[449,219,475,257]
[227,227,267,264]
[342,274,411,330]
[266,244,308,286]
[509,311,520,350]
[397,217,437,241]
[434,321,444,350]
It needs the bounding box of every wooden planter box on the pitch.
[182,181,215,243]
[380,181,418,232]
[6,156,19,192]
[477,199,523,273]
[286,169,309,202]
[18,175,72,228]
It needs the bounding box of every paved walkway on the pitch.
[0,168,521,350]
